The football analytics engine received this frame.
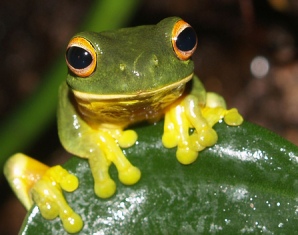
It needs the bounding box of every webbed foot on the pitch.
[162,93,243,164]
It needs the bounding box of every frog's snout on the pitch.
[133,52,160,77]
[118,52,159,77]
[136,52,159,67]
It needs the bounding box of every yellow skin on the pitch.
[4,17,243,233]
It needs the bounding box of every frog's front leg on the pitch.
[163,95,216,164]
[58,83,141,199]
[4,153,83,233]
[88,128,141,198]
[162,92,243,165]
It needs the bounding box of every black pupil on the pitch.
[66,46,92,69]
[176,27,197,51]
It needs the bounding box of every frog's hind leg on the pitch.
[4,153,83,233]
[4,153,49,210]
[30,165,83,233]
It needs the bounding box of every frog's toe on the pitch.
[198,127,218,147]
[224,108,243,126]
[36,194,83,233]
[118,165,141,185]
[37,200,60,220]
[176,147,198,165]
[50,165,79,192]
[61,210,84,234]
[162,131,178,148]
[94,178,116,199]
[118,130,138,148]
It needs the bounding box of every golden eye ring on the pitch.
[172,20,198,60]
[65,37,97,77]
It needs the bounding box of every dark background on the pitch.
[1,0,298,234]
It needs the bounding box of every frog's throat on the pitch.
[72,73,193,126]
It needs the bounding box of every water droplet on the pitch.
[278,223,284,228]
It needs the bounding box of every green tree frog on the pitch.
[4,17,243,233]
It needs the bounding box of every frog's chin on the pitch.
[72,73,193,125]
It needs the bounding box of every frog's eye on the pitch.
[65,37,96,77]
[172,20,197,60]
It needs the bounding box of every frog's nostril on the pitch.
[119,63,126,71]
[151,54,159,66]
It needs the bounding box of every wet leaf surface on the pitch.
[20,121,298,234]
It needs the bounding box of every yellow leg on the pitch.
[88,148,116,199]
[31,165,83,233]
[163,100,200,164]
[183,95,218,148]
[98,130,141,185]
[4,153,83,233]
[88,128,141,199]
[4,153,49,210]
[162,93,243,165]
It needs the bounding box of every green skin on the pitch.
[58,16,207,159]
[66,17,195,94]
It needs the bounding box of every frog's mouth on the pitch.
[73,73,193,100]
[72,73,193,125]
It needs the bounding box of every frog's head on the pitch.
[65,16,197,96]
[64,17,198,124]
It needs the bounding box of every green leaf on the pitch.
[20,121,298,234]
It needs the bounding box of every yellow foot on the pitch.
[88,127,141,199]
[163,94,243,165]
[4,153,83,233]
[31,165,83,233]
[224,108,243,126]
